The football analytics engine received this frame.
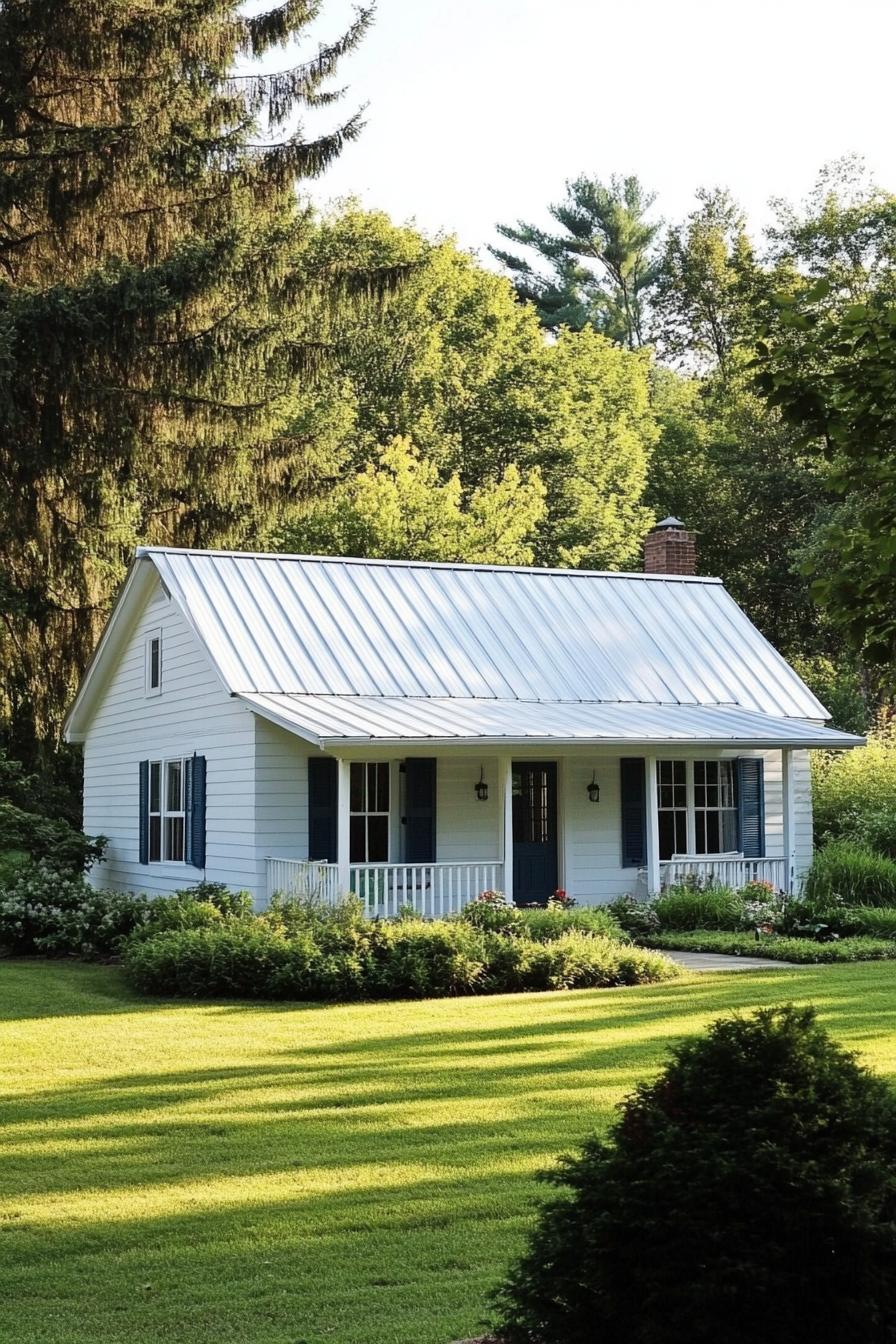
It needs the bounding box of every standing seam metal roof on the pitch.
[142,547,829,721]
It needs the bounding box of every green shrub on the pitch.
[460,890,523,935]
[642,929,896,963]
[652,883,745,930]
[364,920,488,997]
[515,905,624,943]
[842,905,896,939]
[0,848,30,887]
[124,925,304,998]
[487,930,679,994]
[175,880,254,920]
[260,891,368,949]
[607,893,661,937]
[491,1005,896,1344]
[0,798,105,872]
[124,915,681,1000]
[138,894,224,936]
[803,840,896,907]
[804,905,896,940]
[812,717,896,854]
[0,861,146,956]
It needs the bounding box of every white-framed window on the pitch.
[657,759,688,860]
[145,629,162,696]
[148,757,186,862]
[350,762,389,862]
[657,759,739,859]
[694,760,738,854]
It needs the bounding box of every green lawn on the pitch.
[2,961,896,1344]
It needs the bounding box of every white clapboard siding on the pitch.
[84,578,261,900]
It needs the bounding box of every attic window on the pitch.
[145,630,162,696]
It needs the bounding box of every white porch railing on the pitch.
[265,857,503,916]
[351,862,504,918]
[660,856,787,891]
[266,858,342,905]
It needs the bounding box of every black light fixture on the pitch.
[475,766,489,801]
[587,770,600,803]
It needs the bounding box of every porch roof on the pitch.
[240,692,863,751]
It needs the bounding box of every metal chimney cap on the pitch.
[653,516,688,531]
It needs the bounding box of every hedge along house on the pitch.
[64,526,863,913]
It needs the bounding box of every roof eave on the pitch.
[312,732,866,752]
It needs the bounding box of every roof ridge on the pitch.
[135,545,723,584]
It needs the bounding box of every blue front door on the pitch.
[512,761,558,905]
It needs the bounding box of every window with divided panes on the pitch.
[147,758,186,862]
[656,759,739,859]
[349,762,389,862]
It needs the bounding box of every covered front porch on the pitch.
[261,746,804,914]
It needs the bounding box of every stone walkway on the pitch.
[665,950,799,972]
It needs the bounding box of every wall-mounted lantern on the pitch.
[586,770,601,803]
[475,766,489,802]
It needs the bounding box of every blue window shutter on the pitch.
[138,760,149,865]
[308,757,338,862]
[186,754,206,869]
[620,758,647,867]
[736,757,765,858]
[405,758,436,862]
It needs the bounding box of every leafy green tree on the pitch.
[279,436,546,564]
[766,157,896,302]
[298,208,547,482]
[284,209,658,570]
[654,188,755,375]
[491,174,662,346]
[754,287,896,670]
[647,366,830,656]
[536,328,655,567]
[0,0,377,759]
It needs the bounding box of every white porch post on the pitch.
[782,747,796,895]
[645,755,660,896]
[500,755,514,905]
[336,757,351,895]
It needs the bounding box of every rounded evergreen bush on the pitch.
[492,1005,896,1344]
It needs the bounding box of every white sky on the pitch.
[292,0,896,259]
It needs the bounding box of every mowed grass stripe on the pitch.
[1,960,895,1344]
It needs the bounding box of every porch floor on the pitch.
[666,950,801,972]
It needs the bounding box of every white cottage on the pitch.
[64,526,862,912]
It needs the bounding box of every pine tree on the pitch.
[0,0,378,760]
[491,174,662,345]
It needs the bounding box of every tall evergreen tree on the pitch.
[0,0,377,759]
[491,174,662,346]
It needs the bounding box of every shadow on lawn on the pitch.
[3,966,895,1200]
[1,963,895,1344]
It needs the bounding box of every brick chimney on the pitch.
[643,517,697,576]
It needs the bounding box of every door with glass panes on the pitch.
[512,762,558,905]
